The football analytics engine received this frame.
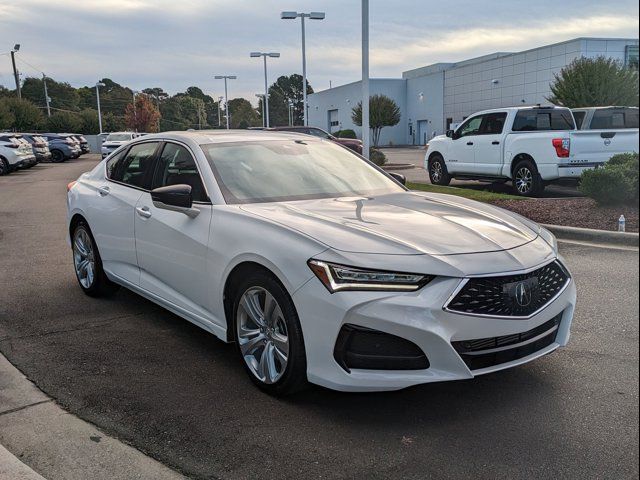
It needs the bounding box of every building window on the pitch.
[446,117,453,130]
[626,45,639,69]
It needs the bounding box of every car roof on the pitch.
[470,105,571,116]
[137,129,316,145]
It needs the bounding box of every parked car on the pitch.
[269,126,364,154]
[66,134,90,154]
[67,130,575,395]
[0,134,38,175]
[101,132,144,158]
[572,106,639,130]
[21,133,52,163]
[425,105,638,196]
[41,133,82,162]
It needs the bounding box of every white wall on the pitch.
[405,70,445,144]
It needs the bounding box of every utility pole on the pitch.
[218,96,223,127]
[361,0,370,159]
[10,44,21,99]
[42,74,51,117]
[96,82,105,134]
[132,91,138,132]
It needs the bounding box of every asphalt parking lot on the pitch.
[0,155,638,480]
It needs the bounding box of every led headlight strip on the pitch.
[308,259,434,293]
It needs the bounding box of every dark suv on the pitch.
[40,133,82,162]
[269,126,363,154]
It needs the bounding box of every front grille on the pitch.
[452,313,561,371]
[446,261,570,317]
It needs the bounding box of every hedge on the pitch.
[579,152,639,205]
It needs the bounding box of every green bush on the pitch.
[369,148,387,166]
[579,152,639,205]
[333,129,357,139]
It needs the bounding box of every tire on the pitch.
[0,158,9,176]
[428,154,451,186]
[51,149,65,163]
[512,159,545,197]
[71,221,120,297]
[232,270,307,396]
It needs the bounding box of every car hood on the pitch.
[240,191,539,255]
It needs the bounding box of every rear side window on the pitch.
[512,109,575,131]
[111,142,159,189]
[152,143,209,202]
[591,108,640,129]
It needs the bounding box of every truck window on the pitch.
[512,109,575,132]
[457,116,483,137]
[573,111,586,129]
[480,113,507,134]
[591,108,639,129]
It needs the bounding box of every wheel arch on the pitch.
[510,153,537,175]
[427,151,444,164]
[68,212,88,243]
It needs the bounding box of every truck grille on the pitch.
[446,261,570,318]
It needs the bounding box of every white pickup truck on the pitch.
[424,105,639,196]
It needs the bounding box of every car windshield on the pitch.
[106,133,132,141]
[201,139,404,204]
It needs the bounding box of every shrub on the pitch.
[369,148,387,166]
[579,152,639,205]
[333,129,357,139]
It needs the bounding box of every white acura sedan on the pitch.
[67,131,576,394]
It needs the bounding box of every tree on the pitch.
[547,56,639,108]
[46,111,82,133]
[125,95,161,132]
[227,98,260,129]
[0,101,15,129]
[267,74,313,126]
[78,109,100,134]
[0,97,44,131]
[351,94,401,146]
[22,77,80,111]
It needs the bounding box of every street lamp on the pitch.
[95,82,106,134]
[250,52,280,128]
[131,90,139,132]
[280,10,325,126]
[214,75,236,129]
[218,95,224,127]
[10,44,21,99]
[361,1,370,159]
[255,94,266,127]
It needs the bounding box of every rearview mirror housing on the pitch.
[151,184,200,218]
[389,172,407,186]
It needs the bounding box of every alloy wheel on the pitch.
[431,161,443,183]
[237,287,289,384]
[73,228,95,289]
[515,167,533,194]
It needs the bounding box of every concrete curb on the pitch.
[382,163,415,170]
[543,223,639,247]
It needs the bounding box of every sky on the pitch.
[1,0,638,104]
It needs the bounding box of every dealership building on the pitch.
[307,37,639,146]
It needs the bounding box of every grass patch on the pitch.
[407,182,523,202]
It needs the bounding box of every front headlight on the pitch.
[308,260,434,293]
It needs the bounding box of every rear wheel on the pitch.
[232,271,307,396]
[72,222,120,297]
[0,158,9,176]
[428,154,451,186]
[512,159,545,197]
[51,149,65,163]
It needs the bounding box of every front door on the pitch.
[134,142,213,319]
[447,115,482,173]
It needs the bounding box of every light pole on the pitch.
[280,11,325,126]
[131,90,139,132]
[42,74,51,117]
[10,44,21,99]
[218,96,223,127]
[214,75,236,129]
[255,94,265,127]
[250,52,280,128]
[95,82,105,134]
[361,1,370,159]
[288,99,294,126]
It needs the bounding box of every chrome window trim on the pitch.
[442,258,571,320]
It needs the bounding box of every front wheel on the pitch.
[72,222,120,297]
[233,271,307,396]
[512,159,545,197]
[51,150,65,163]
[0,158,9,176]
[428,155,451,186]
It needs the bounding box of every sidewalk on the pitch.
[0,353,185,480]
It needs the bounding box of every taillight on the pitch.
[5,144,19,149]
[552,138,570,158]
[67,181,77,192]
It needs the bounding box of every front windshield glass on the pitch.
[201,139,404,204]
[106,133,132,142]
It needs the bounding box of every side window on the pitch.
[626,109,639,128]
[153,143,209,202]
[105,149,127,179]
[113,142,159,188]
[480,113,507,135]
[572,111,586,129]
[457,116,483,137]
[308,128,331,139]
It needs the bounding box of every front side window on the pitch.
[307,128,331,139]
[152,143,209,202]
[457,116,483,137]
[105,149,127,179]
[201,139,404,204]
[112,142,159,188]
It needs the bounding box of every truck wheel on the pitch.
[51,150,65,163]
[429,155,451,186]
[0,158,9,176]
[512,159,545,197]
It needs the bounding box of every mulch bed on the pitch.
[491,197,639,233]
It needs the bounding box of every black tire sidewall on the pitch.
[0,158,8,176]
[51,150,64,163]
[72,222,118,297]
[429,155,451,185]
[513,160,543,197]
[232,272,307,395]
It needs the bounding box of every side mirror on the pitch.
[389,172,406,186]
[446,129,453,138]
[151,184,200,218]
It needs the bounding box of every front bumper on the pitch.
[293,260,576,392]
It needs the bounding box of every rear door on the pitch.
[134,141,214,319]
[474,112,507,175]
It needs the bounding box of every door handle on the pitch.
[97,186,110,196]
[136,206,152,219]
[466,141,474,146]
[492,141,500,145]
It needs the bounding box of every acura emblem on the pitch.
[514,282,532,307]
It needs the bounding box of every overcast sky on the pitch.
[1,0,638,103]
